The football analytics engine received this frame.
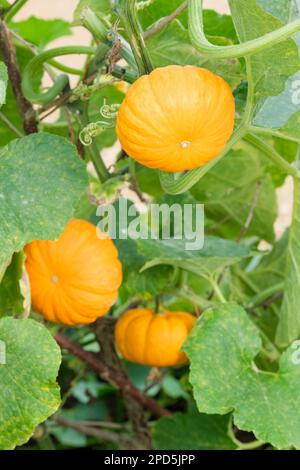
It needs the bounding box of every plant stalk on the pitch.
[115,0,153,75]
[189,0,300,58]
[22,46,96,104]
[245,133,300,178]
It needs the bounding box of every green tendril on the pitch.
[79,121,113,146]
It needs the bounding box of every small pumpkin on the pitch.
[25,219,122,325]
[115,308,196,367]
[116,65,235,172]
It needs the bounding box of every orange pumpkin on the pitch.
[115,308,196,367]
[116,65,235,172]
[25,219,122,325]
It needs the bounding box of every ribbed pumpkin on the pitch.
[115,308,196,367]
[25,219,122,325]
[116,65,235,172]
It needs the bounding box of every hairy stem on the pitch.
[81,7,137,71]
[115,0,153,75]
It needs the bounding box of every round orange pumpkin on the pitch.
[25,219,122,325]
[116,65,235,172]
[115,308,196,367]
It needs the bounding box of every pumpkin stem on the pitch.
[115,0,153,75]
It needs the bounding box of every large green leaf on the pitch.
[0,318,61,449]
[191,149,277,243]
[229,0,300,140]
[139,237,254,278]
[0,62,7,108]
[0,132,87,277]
[153,403,236,450]
[10,17,72,47]
[185,303,300,449]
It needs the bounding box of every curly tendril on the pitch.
[100,98,120,119]
[72,76,115,102]
[79,121,113,146]
[80,98,119,146]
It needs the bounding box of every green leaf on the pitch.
[0,132,87,277]
[141,1,237,43]
[139,237,254,278]
[0,318,61,450]
[73,0,111,25]
[229,0,300,140]
[115,237,173,300]
[276,179,300,346]
[136,165,164,198]
[90,197,173,299]
[0,253,24,318]
[0,62,7,108]
[184,303,300,449]
[10,17,72,48]
[191,149,278,243]
[153,403,236,450]
[139,0,187,29]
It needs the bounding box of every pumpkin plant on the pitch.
[1,0,300,452]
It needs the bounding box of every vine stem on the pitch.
[4,0,28,22]
[10,29,84,76]
[244,133,300,178]
[115,0,153,75]
[159,124,247,195]
[208,277,226,304]
[81,7,137,71]
[189,0,300,58]
[228,416,265,450]
[55,332,171,419]
[245,282,285,309]
[22,46,96,104]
